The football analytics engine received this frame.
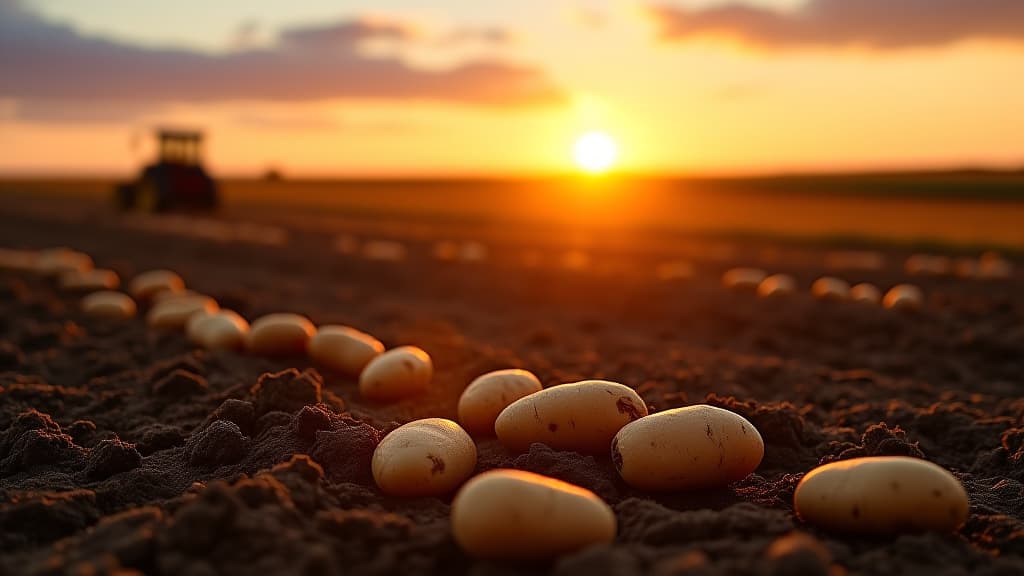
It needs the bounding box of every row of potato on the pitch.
[722,267,926,310]
[905,251,1014,279]
[0,246,971,559]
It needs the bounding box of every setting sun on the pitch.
[573,131,618,174]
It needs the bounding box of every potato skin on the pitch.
[146,295,219,330]
[850,283,881,304]
[247,313,317,356]
[757,274,796,298]
[812,277,850,300]
[451,469,615,559]
[794,456,969,534]
[883,284,924,310]
[372,418,476,497]
[722,268,767,290]
[359,346,433,402]
[129,269,185,301]
[82,291,137,320]
[189,310,250,351]
[458,369,543,436]
[308,325,384,375]
[494,380,647,454]
[612,404,763,491]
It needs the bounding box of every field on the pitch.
[1,179,1023,575]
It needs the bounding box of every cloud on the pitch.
[0,0,563,110]
[648,0,1024,49]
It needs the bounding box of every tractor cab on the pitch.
[157,130,203,166]
[115,129,219,212]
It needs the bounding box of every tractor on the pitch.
[115,130,219,212]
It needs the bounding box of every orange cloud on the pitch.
[0,0,563,120]
[649,0,1024,48]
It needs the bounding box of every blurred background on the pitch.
[1,0,1023,246]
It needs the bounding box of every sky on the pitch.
[1,0,1023,176]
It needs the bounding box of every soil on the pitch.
[1,195,1023,576]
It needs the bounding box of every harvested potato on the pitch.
[794,456,969,534]
[362,240,407,261]
[129,270,185,301]
[849,283,881,304]
[811,277,850,300]
[308,325,384,375]
[36,248,93,277]
[494,380,648,454]
[372,418,476,497]
[0,248,37,272]
[905,254,950,276]
[722,267,767,290]
[359,346,433,401]
[458,369,543,436]
[60,269,120,292]
[757,273,797,298]
[81,291,136,320]
[451,469,616,559]
[146,294,219,330]
[883,284,924,310]
[188,310,249,351]
[612,404,763,491]
[247,313,317,356]
[979,252,1013,279]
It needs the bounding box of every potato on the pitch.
[359,346,433,401]
[308,325,384,375]
[979,252,1013,279]
[757,273,797,298]
[883,284,923,311]
[81,291,136,320]
[794,456,969,534]
[612,404,763,491]
[247,313,317,356]
[458,369,543,436]
[146,294,219,330]
[811,277,850,301]
[372,418,476,497]
[0,248,37,272]
[35,248,93,277]
[494,380,648,454]
[60,269,120,292]
[905,254,950,276]
[362,240,407,261]
[849,283,881,304]
[188,310,249,351]
[722,267,767,290]
[451,469,616,559]
[130,270,185,301]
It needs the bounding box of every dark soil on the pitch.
[1,197,1023,575]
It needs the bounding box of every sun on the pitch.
[573,131,618,174]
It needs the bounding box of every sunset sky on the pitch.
[1,0,1023,176]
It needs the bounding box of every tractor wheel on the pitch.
[114,184,136,210]
[136,178,165,213]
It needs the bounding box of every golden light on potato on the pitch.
[495,379,647,454]
[372,418,476,497]
[451,469,616,559]
[795,456,969,534]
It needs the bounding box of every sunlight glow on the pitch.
[573,131,618,174]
